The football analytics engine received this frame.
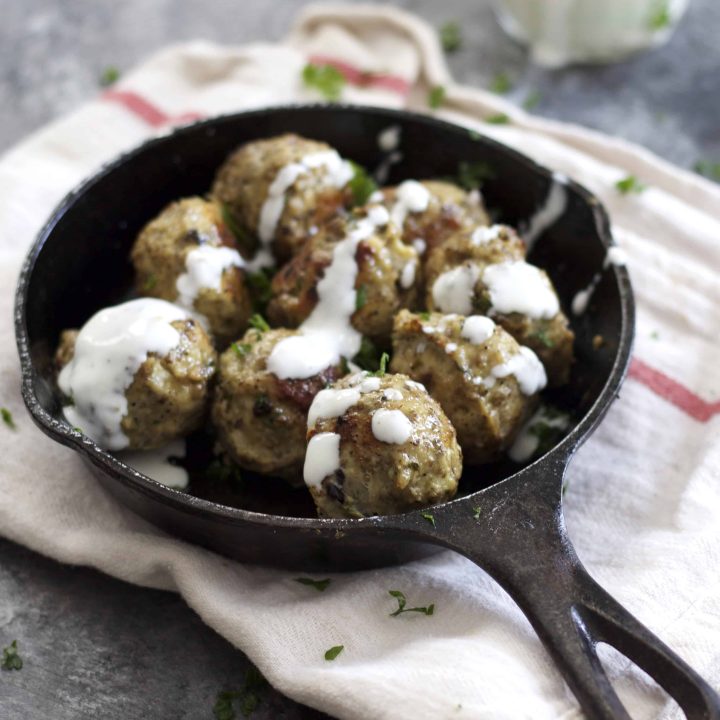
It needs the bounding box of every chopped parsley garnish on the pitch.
[231,342,252,358]
[455,160,495,191]
[468,129,482,141]
[694,160,720,182]
[472,506,482,520]
[205,458,244,490]
[490,72,512,94]
[355,284,367,311]
[324,645,344,661]
[220,203,256,256]
[421,512,436,527]
[143,274,157,291]
[99,66,120,87]
[302,63,346,101]
[348,162,378,207]
[650,330,660,340]
[249,314,270,333]
[353,336,382,372]
[372,352,390,378]
[523,91,541,110]
[529,419,567,456]
[1,408,16,430]
[531,329,555,348]
[648,0,671,30]
[485,113,510,125]
[253,394,273,418]
[418,311,431,321]
[615,175,646,195]
[1,640,22,671]
[339,356,350,375]
[388,590,435,617]
[213,665,267,719]
[246,268,275,314]
[295,577,331,592]
[428,85,446,109]
[439,21,462,53]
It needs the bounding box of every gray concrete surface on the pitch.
[1,1,718,718]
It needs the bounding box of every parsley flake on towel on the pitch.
[302,63,346,101]
[388,590,435,617]
[1,640,22,671]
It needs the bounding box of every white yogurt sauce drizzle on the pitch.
[489,346,547,395]
[461,315,496,344]
[471,225,503,246]
[58,298,189,450]
[400,259,417,289]
[118,439,189,489]
[303,432,341,488]
[176,245,244,311]
[508,407,570,463]
[377,125,402,152]
[307,387,361,428]
[432,264,481,315]
[483,261,559,319]
[521,172,568,252]
[572,244,627,316]
[267,207,391,379]
[257,150,353,251]
[412,238,427,256]
[371,408,413,444]
[382,388,403,402]
[390,180,431,229]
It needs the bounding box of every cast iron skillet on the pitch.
[15,105,720,719]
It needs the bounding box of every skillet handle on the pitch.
[431,464,720,719]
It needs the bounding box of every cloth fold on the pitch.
[1,5,718,719]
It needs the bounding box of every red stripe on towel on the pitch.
[308,54,410,96]
[629,358,720,422]
[102,90,204,127]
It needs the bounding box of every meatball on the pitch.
[131,197,252,347]
[424,224,526,286]
[426,239,573,386]
[390,310,544,464]
[379,180,490,254]
[212,327,345,481]
[304,372,462,517]
[211,134,354,263]
[57,299,216,451]
[267,208,420,347]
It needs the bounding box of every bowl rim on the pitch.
[14,102,635,533]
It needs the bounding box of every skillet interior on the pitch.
[16,105,632,569]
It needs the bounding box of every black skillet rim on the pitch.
[14,103,635,533]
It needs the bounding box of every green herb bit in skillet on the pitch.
[421,512,436,527]
[454,160,496,191]
[648,0,671,30]
[249,314,270,333]
[348,163,378,207]
[485,113,510,125]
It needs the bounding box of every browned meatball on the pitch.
[304,372,461,517]
[425,234,573,386]
[131,197,252,347]
[391,310,543,464]
[379,180,490,254]
[267,209,420,346]
[212,327,345,481]
[211,134,354,263]
[57,301,216,451]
